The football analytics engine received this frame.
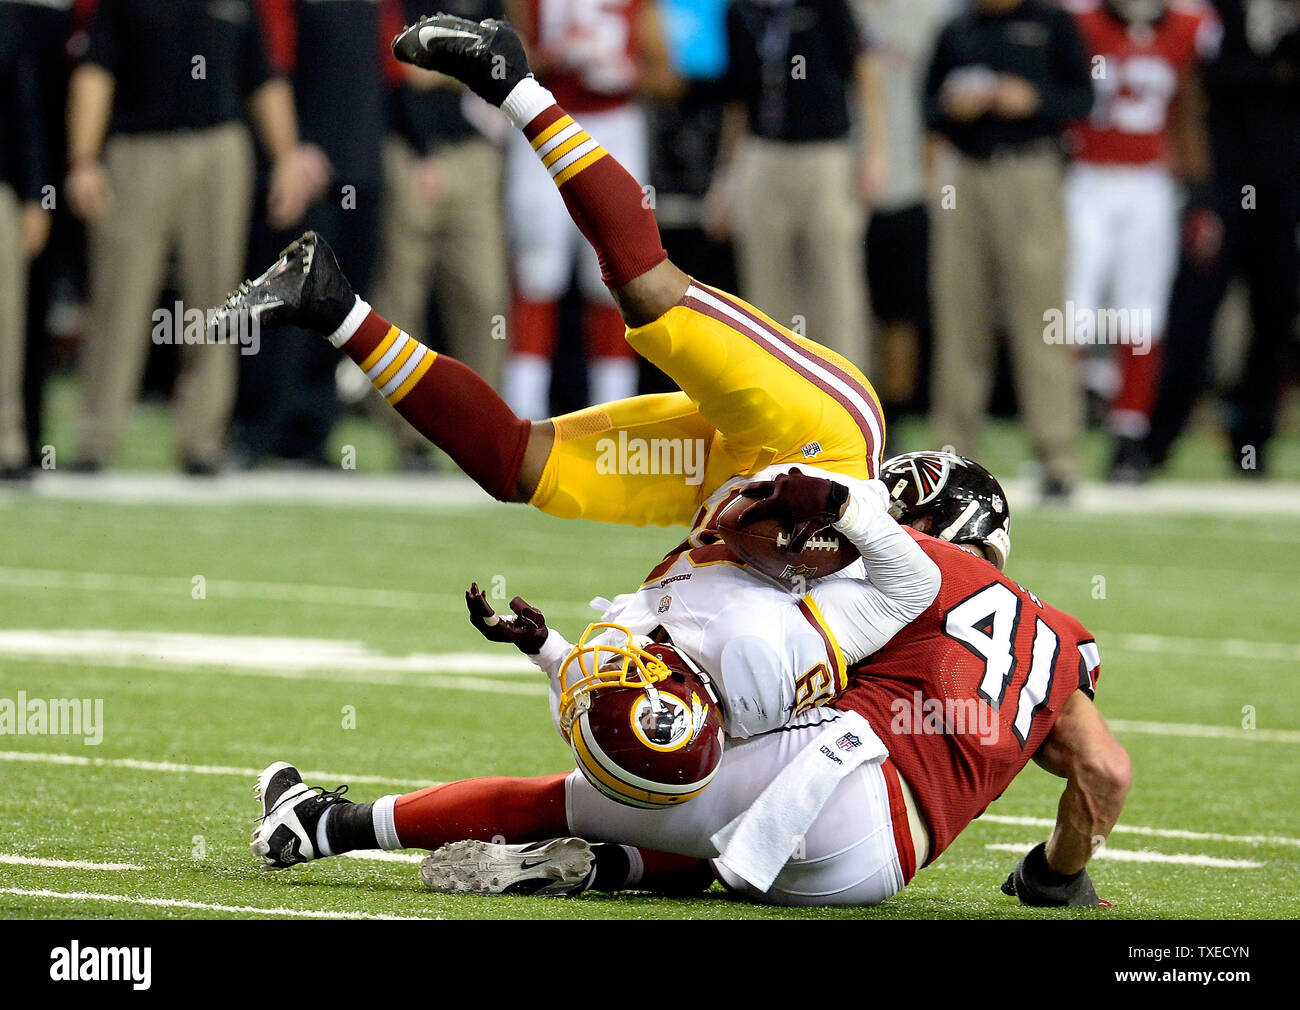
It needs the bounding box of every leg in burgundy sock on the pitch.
[391,774,570,850]
[329,301,532,501]
[517,102,667,288]
[1111,342,1165,438]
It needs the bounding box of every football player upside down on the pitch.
[222,15,1130,907]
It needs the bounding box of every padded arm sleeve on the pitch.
[809,480,941,664]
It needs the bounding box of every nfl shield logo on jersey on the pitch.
[836,732,862,752]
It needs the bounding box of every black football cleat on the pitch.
[211,231,355,337]
[392,14,531,106]
[1107,436,1153,485]
[251,761,353,869]
[419,837,595,896]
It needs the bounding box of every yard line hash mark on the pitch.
[0,853,143,871]
[7,748,1300,849]
[0,888,437,920]
[984,843,1264,869]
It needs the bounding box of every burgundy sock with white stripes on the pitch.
[500,78,666,287]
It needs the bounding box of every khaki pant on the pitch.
[731,137,870,370]
[0,184,28,469]
[930,148,1082,482]
[368,136,508,454]
[77,122,254,465]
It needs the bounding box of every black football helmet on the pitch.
[880,450,1011,570]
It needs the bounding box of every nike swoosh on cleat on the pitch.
[418,25,484,46]
[518,858,551,870]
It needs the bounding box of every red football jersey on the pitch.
[1068,0,1221,165]
[525,0,645,113]
[834,531,1102,863]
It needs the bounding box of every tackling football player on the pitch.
[250,456,1131,908]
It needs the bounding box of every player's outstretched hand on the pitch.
[732,467,850,552]
[1001,842,1113,907]
[465,582,549,655]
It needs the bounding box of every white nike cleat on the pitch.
[419,837,595,896]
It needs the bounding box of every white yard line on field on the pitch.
[5,471,1300,517]
[1098,632,1300,665]
[0,629,549,697]
[4,563,1300,662]
[0,566,600,621]
[0,887,436,920]
[0,853,142,871]
[0,750,434,789]
[1107,718,1300,744]
[342,850,425,864]
[1,628,1295,731]
[984,843,1264,869]
[7,748,1300,850]
[0,628,539,677]
[979,814,1300,848]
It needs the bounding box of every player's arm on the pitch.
[466,583,576,735]
[1033,691,1132,874]
[737,470,941,663]
[1003,692,1131,906]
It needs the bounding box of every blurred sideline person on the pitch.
[8,0,75,474]
[706,0,885,370]
[925,0,1094,501]
[0,2,51,481]
[66,0,322,474]
[367,0,512,472]
[1064,0,1220,482]
[235,0,402,468]
[501,0,682,420]
[1136,0,1300,480]
[854,0,956,435]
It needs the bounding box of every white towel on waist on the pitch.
[709,710,887,893]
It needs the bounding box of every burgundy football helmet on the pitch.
[557,623,725,809]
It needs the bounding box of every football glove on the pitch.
[1001,842,1111,907]
[465,582,549,655]
[732,467,850,552]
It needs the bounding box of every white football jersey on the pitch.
[589,556,850,739]
[531,463,941,741]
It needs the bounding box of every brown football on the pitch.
[714,492,860,584]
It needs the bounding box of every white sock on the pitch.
[589,356,638,405]
[501,78,557,130]
[315,807,335,858]
[503,353,553,420]
[372,794,402,851]
[327,296,371,349]
[621,844,645,888]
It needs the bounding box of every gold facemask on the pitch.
[556,622,673,737]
